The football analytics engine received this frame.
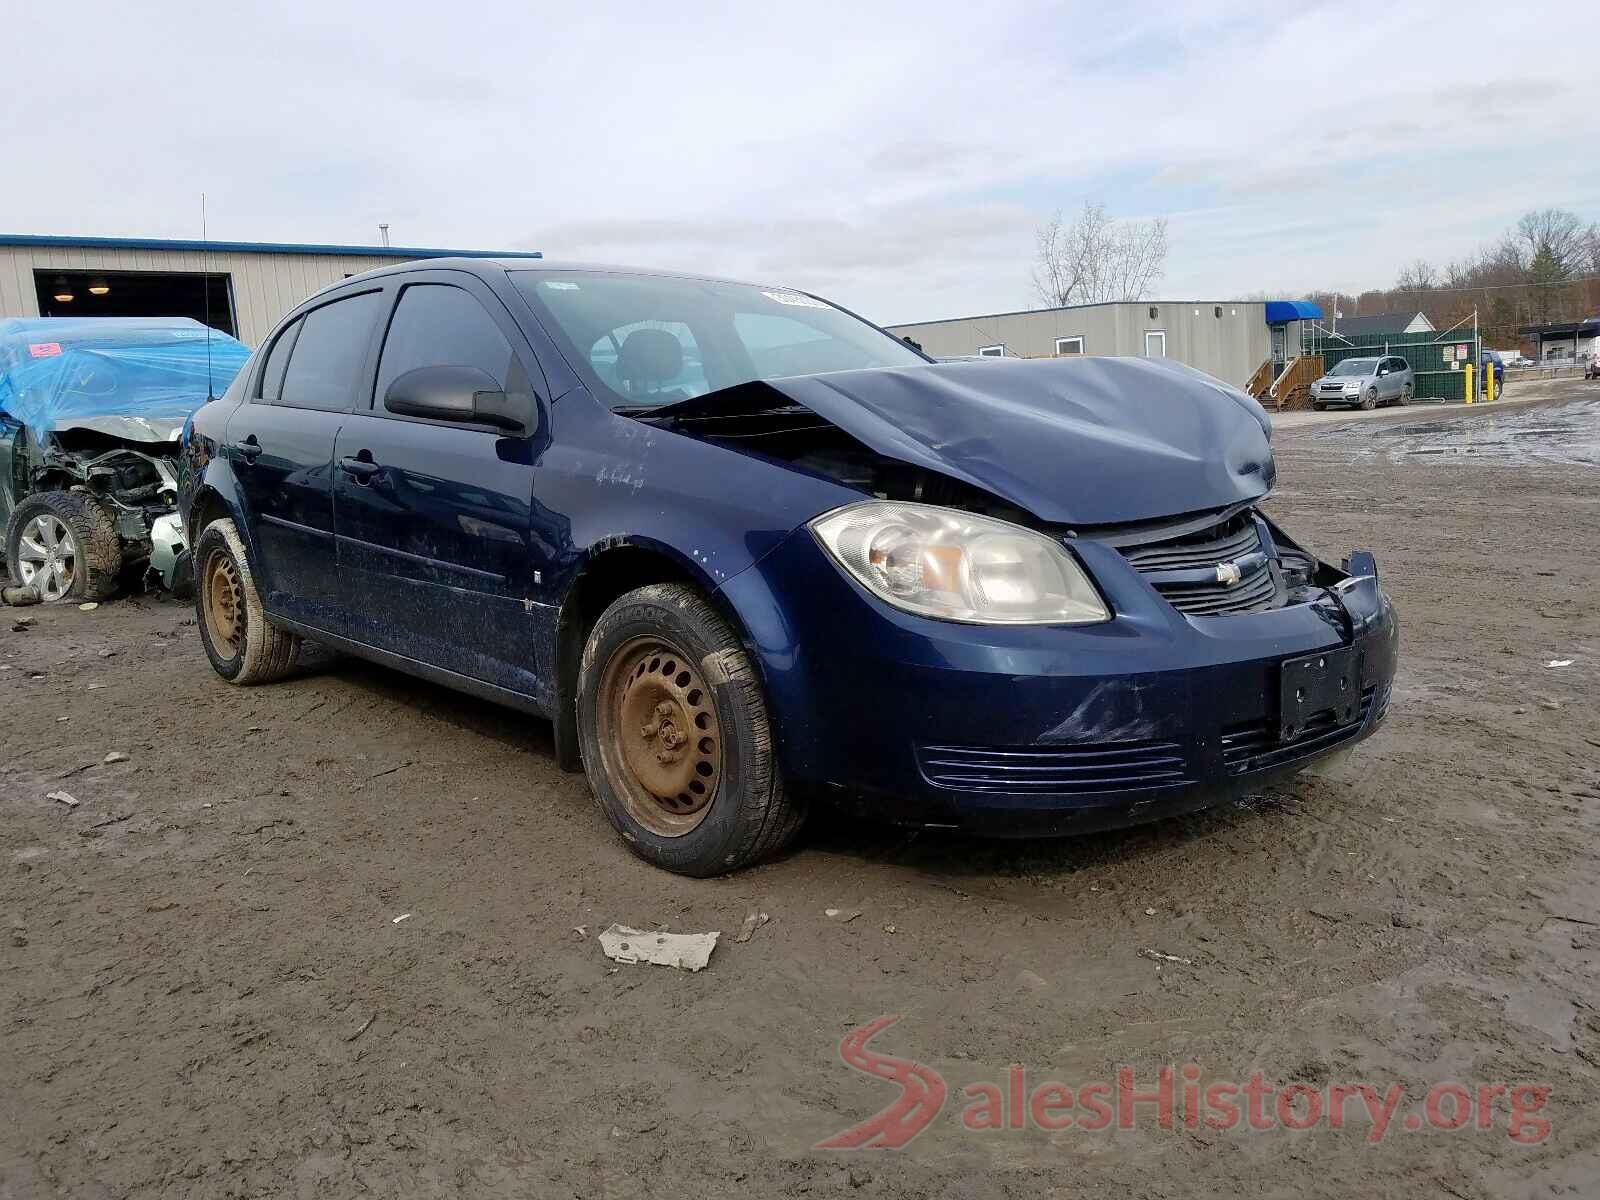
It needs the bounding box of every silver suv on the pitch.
[1310,356,1414,411]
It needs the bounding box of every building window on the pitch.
[1148,306,1159,320]
[1054,336,1085,356]
[1144,331,1167,357]
[977,345,1006,357]
[1214,306,1223,318]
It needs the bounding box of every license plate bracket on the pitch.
[1279,647,1361,741]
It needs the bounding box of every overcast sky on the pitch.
[5,0,1594,323]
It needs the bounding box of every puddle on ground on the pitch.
[1310,399,1600,467]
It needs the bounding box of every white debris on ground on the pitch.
[599,924,719,971]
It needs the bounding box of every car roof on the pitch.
[322,257,784,294]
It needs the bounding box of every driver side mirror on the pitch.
[384,365,529,434]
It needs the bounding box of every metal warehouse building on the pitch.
[888,300,1277,390]
[0,234,535,347]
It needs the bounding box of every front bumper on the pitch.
[720,529,1398,834]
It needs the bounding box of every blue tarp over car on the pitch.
[0,317,249,443]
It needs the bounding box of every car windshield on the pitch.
[1329,358,1379,376]
[510,270,928,410]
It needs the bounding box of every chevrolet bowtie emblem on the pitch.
[1215,560,1243,586]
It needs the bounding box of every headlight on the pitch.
[809,501,1110,625]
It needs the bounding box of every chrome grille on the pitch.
[1115,510,1285,617]
[1150,565,1279,616]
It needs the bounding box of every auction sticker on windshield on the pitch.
[762,291,829,308]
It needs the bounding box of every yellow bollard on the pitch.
[1485,358,1495,403]
[1464,362,1474,405]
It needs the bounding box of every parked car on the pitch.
[1586,355,1599,381]
[1309,356,1414,410]
[1,318,250,602]
[1480,351,1507,395]
[179,261,1398,876]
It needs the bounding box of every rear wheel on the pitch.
[1397,383,1412,406]
[577,582,804,876]
[194,518,301,684]
[5,491,122,604]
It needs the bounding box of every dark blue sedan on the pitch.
[179,261,1397,875]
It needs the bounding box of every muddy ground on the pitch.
[3,386,1599,1198]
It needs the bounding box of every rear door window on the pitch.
[374,283,517,406]
[279,291,383,412]
[257,318,301,401]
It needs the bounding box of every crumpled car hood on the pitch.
[656,356,1275,526]
[51,413,186,443]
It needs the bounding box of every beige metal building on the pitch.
[888,300,1275,389]
[0,234,534,346]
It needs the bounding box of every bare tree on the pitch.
[1394,259,1437,293]
[1032,202,1168,307]
[1515,209,1595,276]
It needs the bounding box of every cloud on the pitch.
[1,0,1594,321]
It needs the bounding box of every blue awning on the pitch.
[1265,300,1322,323]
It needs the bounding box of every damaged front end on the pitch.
[632,356,1397,833]
[4,421,187,588]
[1,317,250,600]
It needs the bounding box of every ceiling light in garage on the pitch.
[88,280,110,296]
[52,278,74,303]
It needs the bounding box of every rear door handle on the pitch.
[238,436,263,462]
[338,455,380,482]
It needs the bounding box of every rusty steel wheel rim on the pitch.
[595,635,722,837]
[202,548,246,657]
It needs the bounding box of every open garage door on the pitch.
[34,269,236,336]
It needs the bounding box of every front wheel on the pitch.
[194,518,301,684]
[1360,388,1378,411]
[5,491,122,603]
[577,583,805,876]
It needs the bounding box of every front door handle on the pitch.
[338,454,380,483]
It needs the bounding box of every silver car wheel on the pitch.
[14,515,78,601]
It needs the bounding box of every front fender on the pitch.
[531,393,860,609]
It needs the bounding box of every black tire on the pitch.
[577,582,804,876]
[193,518,301,684]
[4,490,122,603]
[1360,388,1377,411]
[1311,402,1326,412]
[1397,383,1411,406]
